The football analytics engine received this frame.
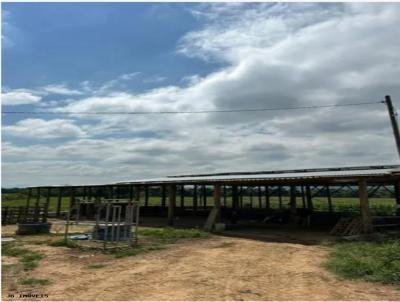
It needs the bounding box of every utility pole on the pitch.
[385,95,400,159]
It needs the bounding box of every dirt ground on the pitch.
[2,225,399,301]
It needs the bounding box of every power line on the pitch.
[2,101,384,115]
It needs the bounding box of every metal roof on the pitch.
[28,165,400,188]
[117,165,400,185]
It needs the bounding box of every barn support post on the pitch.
[289,186,297,214]
[326,185,333,213]
[231,185,239,223]
[232,185,239,209]
[239,186,244,208]
[305,185,313,212]
[258,186,262,208]
[394,181,400,216]
[82,187,87,201]
[161,185,166,209]
[249,187,253,208]
[193,185,198,214]
[116,186,121,199]
[44,187,51,222]
[180,185,185,208]
[88,186,92,201]
[301,186,306,208]
[167,185,176,226]
[34,187,41,221]
[135,186,141,202]
[129,185,134,201]
[135,186,141,203]
[265,186,270,209]
[35,187,41,207]
[69,187,76,212]
[278,186,282,209]
[223,186,227,207]
[358,179,373,233]
[109,185,114,200]
[144,186,149,207]
[204,184,221,231]
[26,188,32,208]
[202,185,207,209]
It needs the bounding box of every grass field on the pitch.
[1,193,397,216]
[324,240,400,285]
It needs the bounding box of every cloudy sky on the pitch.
[2,3,400,187]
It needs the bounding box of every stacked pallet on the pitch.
[330,217,363,236]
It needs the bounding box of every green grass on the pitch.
[1,193,71,212]
[2,192,396,216]
[2,243,44,271]
[48,239,78,248]
[323,240,400,284]
[85,263,107,269]
[19,278,50,286]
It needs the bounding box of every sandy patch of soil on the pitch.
[2,235,398,301]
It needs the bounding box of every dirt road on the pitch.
[3,235,398,301]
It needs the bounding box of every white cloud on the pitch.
[40,84,83,96]
[3,3,400,187]
[1,89,42,105]
[3,119,87,139]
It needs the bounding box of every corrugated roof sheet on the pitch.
[117,165,400,185]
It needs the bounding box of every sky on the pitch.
[2,2,400,187]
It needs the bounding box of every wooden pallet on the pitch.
[330,217,362,236]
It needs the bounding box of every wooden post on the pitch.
[265,186,270,209]
[326,185,333,213]
[394,181,400,216]
[358,179,373,233]
[56,187,62,216]
[180,185,185,208]
[223,186,227,207]
[116,186,121,199]
[278,186,282,209]
[109,185,114,200]
[35,187,41,207]
[144,186,149,207]
[249,187,253,208]
[26,188,32,208]
[129,185,134,201]
[301,186,306,208]
[161,185,166,208]
[289,186,297,214]
[44,187,51,222]
[305,185,313,212]
[202,185,207,209]
[204,184,221,231]
[232,185,239,210]
[87,186,92,201]
[135,186,140,203]
[69,187,76,213]
[135,186,141,203]
[167,185,176,226]
[82,187,87,201]
[193,185,198,214]
[258,186,262,208]
[239,186,243,208]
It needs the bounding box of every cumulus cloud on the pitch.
[3,3,400,186]
[3,119,87,139]
[1,89,42,105]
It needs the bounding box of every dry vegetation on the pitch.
[1,222,399,301]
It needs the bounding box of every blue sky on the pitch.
[2,3,400,187]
